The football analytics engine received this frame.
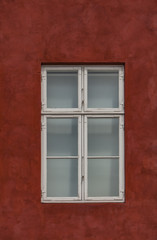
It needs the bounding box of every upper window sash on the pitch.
[41,65,124,113]
[41,66,82,112]
[84,66,124,113]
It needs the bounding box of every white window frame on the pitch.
[41,65,125,203]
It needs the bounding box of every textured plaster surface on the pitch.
[0,0,157,239]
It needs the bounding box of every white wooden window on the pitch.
[41,66,124,203]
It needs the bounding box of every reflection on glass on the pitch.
[88,71,119,108]
[47,118,78,156]
[88,118,119,156]
[47,71,78,108]
[47,158,78,197]
[88,158,119,197]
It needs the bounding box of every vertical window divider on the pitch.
[78,68,82,111]
[81,72,84,110]
[81,115,85,200]
[78,115,82,200]
[81,67,85,200]
[84,67,88,111]
[84,115,88,200]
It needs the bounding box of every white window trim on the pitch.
[41,65,125,203]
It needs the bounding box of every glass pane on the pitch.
[47,158,78,197]
[88,158,119,197]
[47,71,78,108]
[88,118,119,156]
[88,71,119,108]
[47,118,78,156]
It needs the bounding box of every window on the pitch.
[41,65,124,202]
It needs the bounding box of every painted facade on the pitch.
[0,0,157,239]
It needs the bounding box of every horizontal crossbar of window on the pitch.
[46,156,78,159]
[87,156,119,159]
[41,112,124,115]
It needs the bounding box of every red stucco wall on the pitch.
[0,0,157,239]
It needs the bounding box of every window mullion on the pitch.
[84,67,87,111]
[78,115,82,200]
[78,68,82,111]
[81,115,84,200]
[84,115,88,200]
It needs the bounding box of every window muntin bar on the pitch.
[87,156,119,159]
[47,156,78,159]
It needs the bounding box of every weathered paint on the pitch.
[0,0,157,239]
